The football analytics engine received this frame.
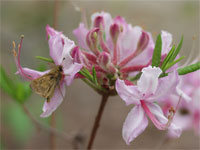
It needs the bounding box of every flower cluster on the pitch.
[13,11,199,146]
[73,12,154,88]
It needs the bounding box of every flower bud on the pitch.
[137,31,149,52]
[98,52,117,74]
[86,28,100,55]
[98,52,110,66]
[110,23,120,44]
[71,46,81,63]
[94,16,104,29]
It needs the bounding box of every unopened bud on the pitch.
[71,46,81,63]
[110,23,120,44]
[98,52,111,66]
[137,31,149,52]
[94,16,104,28]
[86,28,100,55]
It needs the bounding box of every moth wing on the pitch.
[30,73,58,99]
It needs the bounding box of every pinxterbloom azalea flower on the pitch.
[73,11,155,88]
[116,66,182,145]
[13,25,82,117]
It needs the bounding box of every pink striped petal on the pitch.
[145,102,182,137]
[16,68,48,80]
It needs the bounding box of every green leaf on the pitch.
[15,82,32,104]
[0,66,31,104]
[79,68,93,82]
[169,36,183,63]
[3,103,34,143]
[178,62,200,75]
[35,56,54,63]
[130,72,142,81]
[164,56,185,72]
[160,45,176,71]
[152,34,162,67]
[92,66,98,85]
[0,66,16,97]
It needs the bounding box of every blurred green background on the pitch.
[0,0,199,149]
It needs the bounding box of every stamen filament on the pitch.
[14,36,33,80]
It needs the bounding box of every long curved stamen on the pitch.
[13,36,33,80]
[180,35,196,68]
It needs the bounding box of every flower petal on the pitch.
[16,68,48,80]
[46,24,61,38]
[73,23,89,50]
[48,34,65,65]
[147,71,179,102]
[119,26,142,62]
[167,113,191,138]
[64,63,83,86]
[115,79,140,105]
[40,83,65,118]
[161,30,172,54]
[146,102,182,137]
[60,37,83,85]
[137,66,162,96]
[122,105,148,145]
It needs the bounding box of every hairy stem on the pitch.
[87,94,109,150]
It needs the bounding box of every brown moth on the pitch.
[30,65,63,103]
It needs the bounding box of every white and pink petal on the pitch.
[73,23,89,50]
[137,66,162,97]
[122,105,148,145]
[116,79,140,105]
[40,83,65,118]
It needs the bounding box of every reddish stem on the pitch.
[87,94,109,150]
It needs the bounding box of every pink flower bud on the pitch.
[98,52,110,66]
[86,28,100,55]
[94,16,104,28]
[137,31,149,52]
[71,46,81,63]
[110,23,120,44]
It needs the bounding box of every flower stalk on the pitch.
[87,94,109,150]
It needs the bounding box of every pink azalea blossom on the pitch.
[162,70,200,137]
[73,12,155,87]
[14,25,82,117]
[115,66,182,145]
